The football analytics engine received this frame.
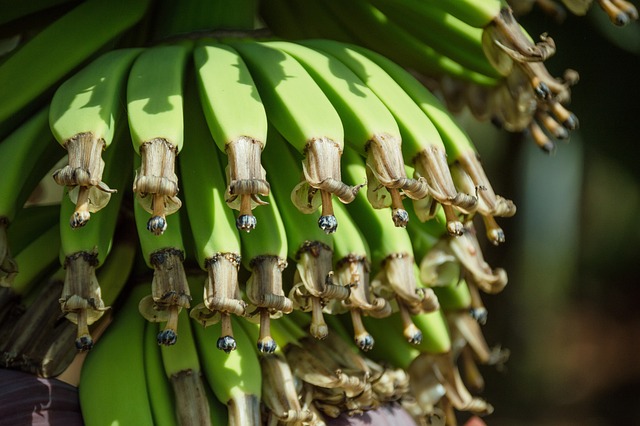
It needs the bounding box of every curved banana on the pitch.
[305,39,477,236]
[0,107,63,285]
[134,192,191,346]
[160,308,212,425]
[194,41,270,231]
[229,39,360,234]
[328,202,391,351]
[50,47,143,227]
[262,127,345,339]
[266,40,430,227]
[237,189,293,353]
[192,315,262,426]
[127,41,193,235]
[0,0,151,130]
[359,47,517,244]
[181,75,246,353]
[79,283,155,426]
[58,121,131,351]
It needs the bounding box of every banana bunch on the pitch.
[257,0,638,152]
[0,0,627,424]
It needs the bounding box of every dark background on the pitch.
[463,6,640,425]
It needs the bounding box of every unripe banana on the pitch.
[237,189,292,353]
[0,107,63,285]
[134,194,191,346]
[50,48,143,227]
[262,127,345,339]
[58,121,131,351]
[266,40,430,227]
[143,320,178,426]
[229,39,360,234]
[194,40,270,231]
[192,315,262,426]
[128,41,193,235]
[328,202,391,351]
[181,75,245,353]
[305,40,477,236]
[79,284,155,426]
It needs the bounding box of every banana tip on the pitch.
[355,333,374,352]
[70,211,90,229]
[318,215,337,234]
[257,337,277,354]
[236,214,257,232]
[392,209,409,228]
[75,335,94,352]
[157,329,178,346]
[471,308,489,325]
[217,335,237,353]
[147,216,167,235]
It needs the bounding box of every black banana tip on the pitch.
[70,212,90,229]
[75,335,94,352]
[355,334,374,352]
[147,216,167,236]
[540,141,556,154]
[471,308,489,325]
[257,337,277,354]
[563,113,579,131]
[318,215,338,234]
[392,209,409,228]
[217,335,237,353]
[157,329,178,346]
[408,330,423,345]
[236,214,257,232]
[534,82,551,100]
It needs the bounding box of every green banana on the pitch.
[0,107,63,284]
[58,121,131,351]
[261,127,346,339]
[266,40,430,227]
[160,308,212,425]
[0,0,151,132]
[127,41,193,235]
[319,0,500,86]
[144,320,178,426]
[342,147,439,344]
[229,39,360,234]
[79,283,155,426]
[192,315,262,425]
[134,192,191,346]
[49,47,143,227]
[563,0,638,25]
[180,76,246,353]
[358,47,517,244]
[237,190,292,353]
[194,40,270,231]
[305,39,477,236]
[328,202,391,351]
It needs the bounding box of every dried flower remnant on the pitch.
[189,253,246,353]
[133,139,182,235]
[53,134,114,228]
[138,248,191,346]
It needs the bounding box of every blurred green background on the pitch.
[461,6,640,425]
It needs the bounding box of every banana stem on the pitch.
[217,313,237,353]
[398,299,423,345]
[389,188,409,228]
[257,309,276,353]
[71,186,91,229]
[349,309,374,352]
[148,193,167,235]
[442,205,464,236]
[75,308,93,351]
[236,194,257,232]
[318,190,338,234]
[158,305,179,346]
[309,297,328,339]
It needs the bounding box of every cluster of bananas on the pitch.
[0,0,634,425]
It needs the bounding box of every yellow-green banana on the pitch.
[49,47,143,227]
[229,39,360,234]
[79,284,155,426]
[58,121,131,351]
[305,40,477,235]
[237,190,292,353]
[180,78,246,353]
[266,40,430,227]
[194,40,269,231]
[127,41,193,235]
